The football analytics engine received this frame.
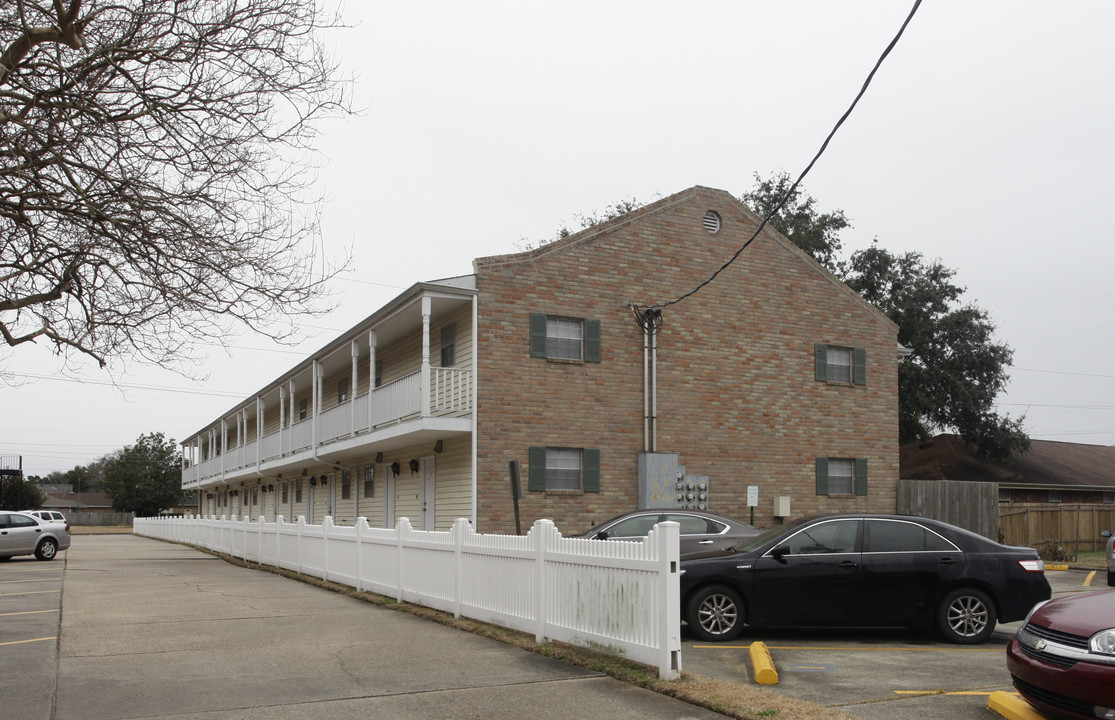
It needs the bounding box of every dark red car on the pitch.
[1007,590,1115,720]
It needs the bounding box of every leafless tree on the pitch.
[0,0,353,371]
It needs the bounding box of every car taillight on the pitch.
[1018,559,1045,573]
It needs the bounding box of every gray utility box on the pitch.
[638,452,679,509]
[637,453,712,510]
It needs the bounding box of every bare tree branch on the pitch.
[1,0,354,373]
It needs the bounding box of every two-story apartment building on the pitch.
[182,186,901,534]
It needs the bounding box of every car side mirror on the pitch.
[771,545,790,563]
[1102,530,1112,538]
[593,530,609,540]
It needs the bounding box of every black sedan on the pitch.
[574,509,760,559]
[680,513,1051,644]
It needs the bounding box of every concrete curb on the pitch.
[748,641,779,685]
[987,691,1044,720]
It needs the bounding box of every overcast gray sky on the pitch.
[4,0,1114,476]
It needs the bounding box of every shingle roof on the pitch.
[900,434,1115,489]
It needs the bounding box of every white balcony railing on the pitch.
[187,368,472,487]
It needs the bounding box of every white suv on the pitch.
[27,509,67,525]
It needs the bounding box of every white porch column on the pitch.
[255,396,263,468]
[350,339,359,434]
[367,330,377,429]
[421,296,431,417]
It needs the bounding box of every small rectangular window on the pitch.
[281,480,289,504]
[816,457,868,496]
[299,398,308,421]
[827,458,855,494]
[530,314,601,362]
[1048,490,1061,503]
[363,465,374,498]
[826,347,853,384]
[295,478,303,503]
[814,344,866,385]
[528,447,601,492]
[374,360,382,388]
[441,324,456,367]
[341,470,351,500]
[338,378,349,404]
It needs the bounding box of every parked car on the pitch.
[1105,530,1114,587]
[1007,590,1115,720]
[26,509,70,530]
[0,510,72,561]
[574,509,760,559]
[679,513,1051,644]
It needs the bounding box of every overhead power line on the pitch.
[641,0,923,312]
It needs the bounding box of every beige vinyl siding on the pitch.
[434,438,473,529]
[333,470,358,525]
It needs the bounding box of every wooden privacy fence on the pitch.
[134,514,682,680]
[999,505,1115,554]
[898,480,999,539]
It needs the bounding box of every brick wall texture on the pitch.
[472,186,900,535]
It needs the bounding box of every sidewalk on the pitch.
[56,534,726,720]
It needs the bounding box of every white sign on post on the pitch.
[747,485,759,507]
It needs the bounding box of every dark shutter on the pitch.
[583,449,600,492]
[814,343,827,381]
[815,457,829,495]
[854,347,867,385]
[530,314,548,357]
[855,458,869,496]
[528,447,547,492]
[584,319,601,363]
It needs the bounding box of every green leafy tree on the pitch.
[740,171,850,270]
[842,243,1028,460]
[743,174,1028,460]
[101,433,183,517]
[62,461,104,493]
[0,475,46,510]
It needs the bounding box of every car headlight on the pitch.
[1090,628,1115,656]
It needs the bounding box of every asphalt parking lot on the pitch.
[681,567,1107,720]
[0,555,65,718]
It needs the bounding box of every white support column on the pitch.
[421,296,431,417]
[350,339,359,434]
[255,396,263,468]
[367,330,377,429]
[312,360,321,450]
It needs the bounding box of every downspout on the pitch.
[470,293,478,527]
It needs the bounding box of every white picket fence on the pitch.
[133,514,682,679]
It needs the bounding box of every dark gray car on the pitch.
[574,509,760,559]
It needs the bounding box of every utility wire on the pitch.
[641,0,923,313]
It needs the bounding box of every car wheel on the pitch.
[1108,570,1114,588]
[35,538,58,561]
[686,585,745,642]
[936,587,995,644]
[0,555,11,562]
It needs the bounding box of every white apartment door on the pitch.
[326,473,336,520]
[384,466,396,529]
[420,456,436,530]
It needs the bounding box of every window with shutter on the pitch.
[526,447,601,492]
[814,343,866,385]
[529,314,601,362]
[816,457,868,496]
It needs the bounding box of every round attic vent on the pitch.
[702,210,722,234]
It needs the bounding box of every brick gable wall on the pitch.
[473,187,898,534]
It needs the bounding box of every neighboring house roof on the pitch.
[42,491,114,510]
[900,434,1115,490]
